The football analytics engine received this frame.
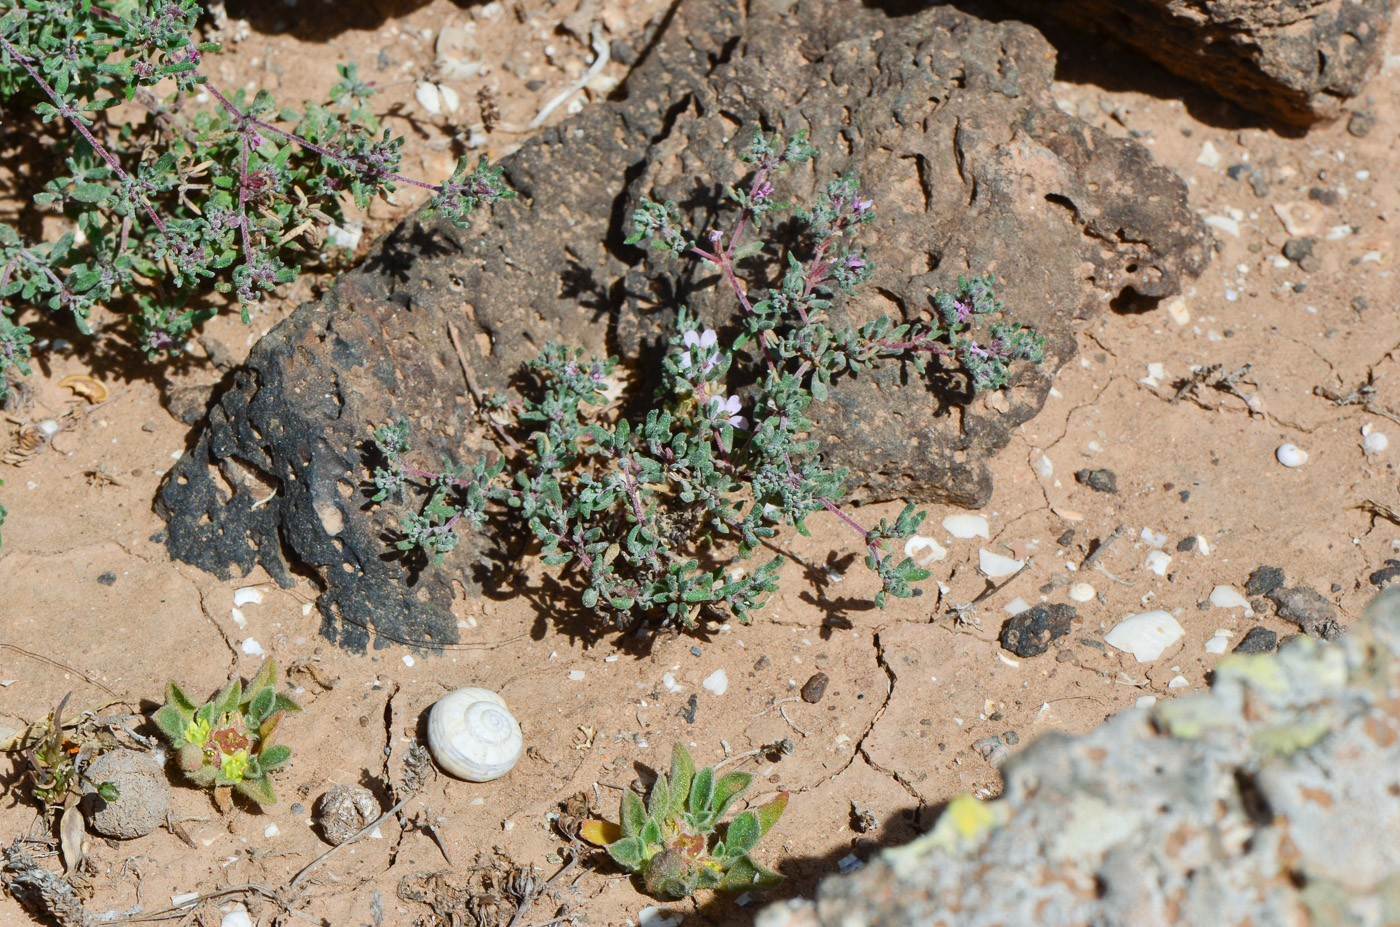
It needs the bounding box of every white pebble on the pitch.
[1140,527,1168,548]
[264,823,279,838]
[1166,298,1190,326]
[942,514,989,539]
[1204,215,1240,237]
[903,534,947,566]
[1196,140,1221,167]
[702,669,729,695]
[38,419,61,437]
[1105,610,1184,662]
[979,549,1024,578]
[240,638,266,656]
[402,655,415,668]
[661,672,682,694]
[232,586,263,607]
[638,906,683,927]
[1135,695,1158,709]
[1035,453,1053,477]
[1168,675,1190,688]
[414,81,443,115]
[1144,550,1172,576]
[1069,582,1096,602]
[1209,585,1252,612]
[1276,443,1308,467]
[1204,630,1231,655]
[568,670,585,681]
[1362,424,1389,454]
[221,907,254,927]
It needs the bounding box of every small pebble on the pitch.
[1167,675,1189,689]
[801,672,830,704]
[264,823,279,838]
[1276,443,1308,467]
[1362,424,1388,454]
[414,81,443,115]
[402,655,415,668]
[38,419,61,437]
[1105,610,1184,662]
[702,669,728,695]
[837,853,865,874]
[1234,626,1279,654]
[942,514,989,539]
[999,605,1076,658]
[1074,468,1118,493]
[97,572,117,586]
[1245,566,1285,596]
[568,670,586,681]
[1135,696,1157,709]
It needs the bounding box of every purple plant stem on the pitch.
[0,34,169,236]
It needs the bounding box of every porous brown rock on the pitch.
[156,0,1208,651]
[1000,0,1396,126]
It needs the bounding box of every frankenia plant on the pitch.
[370,127,1044,629]
[580,744,787,899]
[154,658,301,805]
[0,0,513,397]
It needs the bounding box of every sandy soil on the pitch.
[2,2,1399,925]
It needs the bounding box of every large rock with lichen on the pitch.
[155,0,1208,651]
[758,590,1400,927]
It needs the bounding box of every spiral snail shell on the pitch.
[427,687,523,782]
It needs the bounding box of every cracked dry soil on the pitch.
[3,1,1400,925]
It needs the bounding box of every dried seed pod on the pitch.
[315,784,380,845]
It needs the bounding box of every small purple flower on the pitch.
[709,394,747,430]
[752,181,774,203]
[708,229,724,244]
[844,255,866,270]
[853,196,874,214]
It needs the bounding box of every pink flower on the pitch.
[709,394,747,429]
[680,328,718,373]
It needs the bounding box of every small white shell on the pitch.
[1276,443,1308,467]
[427,687,523,782]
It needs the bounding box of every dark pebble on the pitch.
[1074,468,1118,493]
[290,803,305,815]
[1077,637,1105,651]
[1245,565,1285,596]
[97,572,117,586]
[1347,110,1377,138]
[800,672,830,704]
[609,37,638,65]
[1282,238,1315,265]
[753,655,771,671]
[1369,559,1400,587]
[1226,163,1250,180]
[1267,586,1341,640]
[690,646,702,657]
[1056,529,1075,547]
[1352,296,1369,313]
[1248,170,1270,198]
[1179,490,1190,503]
[676,693,698,724]
[971,735,1010,767]
[999,604,1076,658]
[1176,536,1197,552]
[1307,187,1339,207]
[988,711,1003,722]
[1234,626,1278,654]
[1002,730,1020,746]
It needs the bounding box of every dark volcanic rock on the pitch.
[1245,565,1286,597]
[156,0,1208,650]
[1000,604,1076,657]
[1268,586,1343,640]
[1234,626,1279,654]
[1001,0,1395,126]
[1074,468,1118,493]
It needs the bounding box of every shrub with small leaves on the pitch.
[579,744,787,899]
[153,658,300,805]
[0,0,512,394]
[369,127,1044,629]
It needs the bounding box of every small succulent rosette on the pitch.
[154,659,300,804]
[581,743,787,899]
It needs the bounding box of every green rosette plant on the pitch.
[153,658,301,805]
[581,743,788,899]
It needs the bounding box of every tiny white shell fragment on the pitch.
[1144,550,1172,576]
[264,823,280,838]
[414,81,443,115]
[1105,610,1185,662]
[1035,453,1053,477]
[403,655,415,668]
[638,906,683,927]
[942,514,990,539]
[702,669,729,695]
[997,652,1021,668]
[1204,631,1231,655]
[1004,597,1031,615]
[1140,527,1168,548]
[1168,675,1189,688]
[230,607,247,629]
[1166,298,1190,326]
[301,602,314,616]
[903,534,947,565]
[438,84,460,113]
[1195,535,1212,556]
[1210,585,1252,611]
[568,670,585,681]
[662,673,683,693]
[38,419,61,437]
[1362,424,1389,454]
[1069,582,1096,602]
[240,638,265,656]
[171,893,200,907]
[220,907,253,927]
[1136,696,1158,709]
[1276,443,1308,467]
[1204,215,1240,237]
[325,222,362,251]
[233,587,263,607]
[978,549,1024,578]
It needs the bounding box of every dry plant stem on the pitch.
[448,322,523,452]
[0,642,121,698]
[288,795,411,890]
[1081,523,1127,571]
[504,849,580,927]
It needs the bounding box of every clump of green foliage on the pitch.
[0,0,513,545]
[21,693,119,809]
[154,658,300,805]
[369,127,1044,629]
[580,744,787,899]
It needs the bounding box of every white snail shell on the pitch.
[427,687,523,782]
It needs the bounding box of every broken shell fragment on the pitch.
[942,514,989,539]
[979,549,1024,578]
[1105,610,1184,662]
